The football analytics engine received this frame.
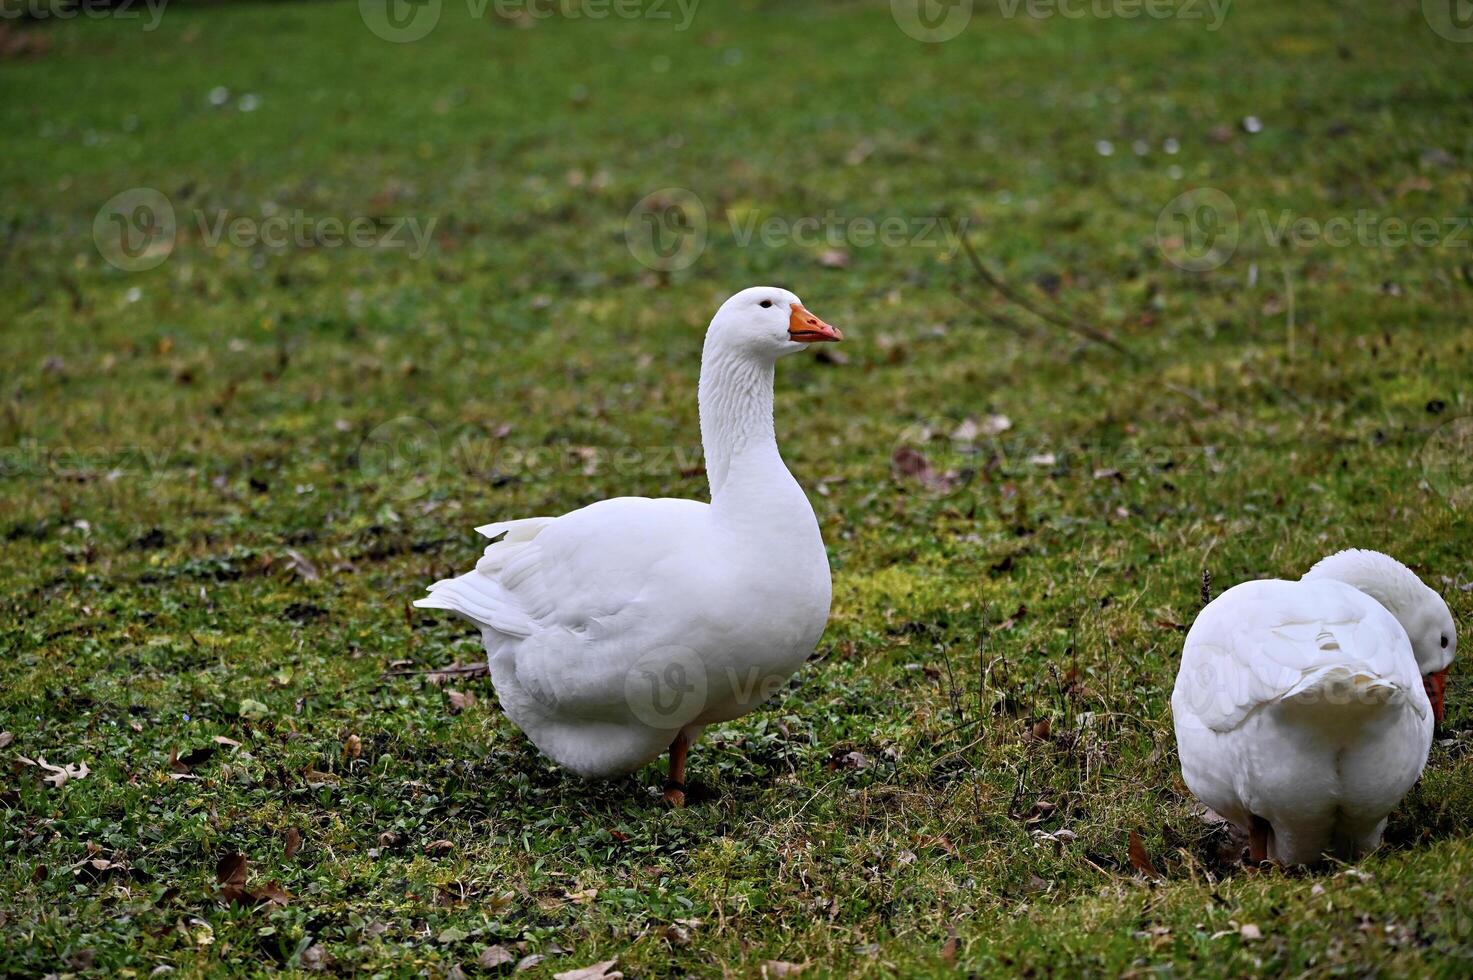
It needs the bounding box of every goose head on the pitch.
[707,286,843,360]
[1304,549,1457,723]
[1403,590,1456,724]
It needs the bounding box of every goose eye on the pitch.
[1442,635,1450,649]
[759,300,774,308]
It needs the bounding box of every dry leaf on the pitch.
[565,887,598,905]
[19,755,90,788]
[940,925,960,964]
[216,852,250,903]
[0,732,13,749]
[303,768,339,787]
[761,962,808,978]
[343,734,362,760]
[253,881,293,907]
[216,853,248,888]
[299,944,329,971]
[1239,923,1263,941]
[284,827,302,859]
[515,954,545,972]
[284,548,319,581]
[1128,830,1161,880]
[212,735,241,748]
[172,745,216,773]
[478,945,515,969]
[553,960,620,980]
[891,446,959,493]
[425,660,489,685]
[424,839,455,856]
[446,689,477,712]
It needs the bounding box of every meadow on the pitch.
[2,0,1472,975]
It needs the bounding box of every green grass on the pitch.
[3,0,1472,975]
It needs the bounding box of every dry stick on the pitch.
[381,665,489,678]
[958,233,1134,358]
[951,280,1037,340]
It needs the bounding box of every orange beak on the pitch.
[789,304,843,343]
[1424,668,1448,725]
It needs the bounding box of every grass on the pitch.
[2,0,1472,975]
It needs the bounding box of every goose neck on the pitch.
[697,342,780,500]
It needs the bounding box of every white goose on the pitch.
[415,287,842,804]
[1173,550,1456,864]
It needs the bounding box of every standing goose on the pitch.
[415,287,842,804]
[1173,550,1456,865]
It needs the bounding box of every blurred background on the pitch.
[3,1,1472,975]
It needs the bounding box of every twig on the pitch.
[959,233,1133,358]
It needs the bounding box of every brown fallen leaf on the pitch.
[253,881,293,907]
[343,734,362,760]
[212,735,242,749]
[424,839,455,856]
[446,689,477,712]
[216,852,249,902]
[74,855,131,882]
[515,954,545,972]
[172,745,216,773]
[940,925,960,964]
[553,960,621,980]
[284,826,302,859]
[827,749,870,771]
[217,853,248,887]
[477,945,515,969]
[19,755,90,788]
[761,962,808,978]
[891,446,959,494]
[284,548,319,581]
[1128,830,1162,880]
[303,767,339,787]
[0,732,13,749]
[997,604,1028,631]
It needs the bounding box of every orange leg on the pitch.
[1249,815,1271,865]
[663,730,690,808]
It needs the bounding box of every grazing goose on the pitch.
[1173,550,1456,865]
[415,287,842,804]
